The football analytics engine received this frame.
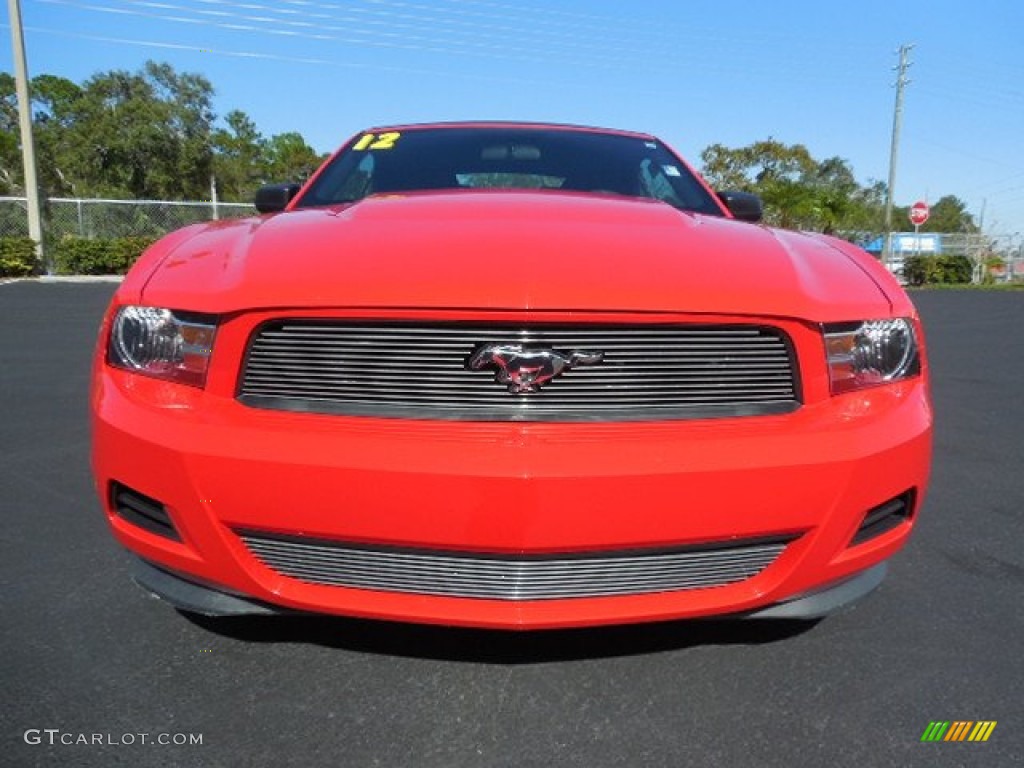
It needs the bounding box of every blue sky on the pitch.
[4,0,1023,241]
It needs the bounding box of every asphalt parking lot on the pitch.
[2,282,1021,768]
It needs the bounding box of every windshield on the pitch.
[295,126,725,215]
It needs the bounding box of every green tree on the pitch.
[893,195,977,233]
[700,139,880,235]
[57,61,215,199]
[0,73,21,193]
[31,74,82,126]
[212,109,267,202]
[1,61,331,206]
[264,132,324,185]
[700,141,757,191]
[30,74,82,196]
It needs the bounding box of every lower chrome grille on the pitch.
[238,532,792,600]
[238,321,800,421]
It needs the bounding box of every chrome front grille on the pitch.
[238,322,799,421]
[238,532,792,600]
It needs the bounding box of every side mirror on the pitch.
[254,183,301,214]
[717,190,763,223]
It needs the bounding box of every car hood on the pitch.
[140,191,892,320]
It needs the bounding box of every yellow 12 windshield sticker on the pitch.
[352,132,402,151]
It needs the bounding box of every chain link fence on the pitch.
[0,196,256,241]
[5,198,1012,282]
[866,232,1000,284]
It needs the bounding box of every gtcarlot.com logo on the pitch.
[24,729,203,747]
[921,721,997,743]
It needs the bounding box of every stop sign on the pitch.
[910,201,930,226]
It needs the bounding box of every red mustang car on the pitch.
[92,122,932,629]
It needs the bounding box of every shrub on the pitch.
[0,237,39,277]
[53,236,156,275]
[903,254,972,286]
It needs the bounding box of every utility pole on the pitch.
[7,0,45,270]
[974,199,987,283]
[1006,233,1019,283]
[210,174,219,221]
[883,44,913,269]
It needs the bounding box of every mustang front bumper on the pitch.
[92,360,931,629]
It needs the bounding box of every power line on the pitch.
[12,22,739,102]
[12,23,578,84]
[31,0,885,89]
[914,137,1021,174]
[34,0,640,69]
[365,0,872,52]
[119,0,690,62]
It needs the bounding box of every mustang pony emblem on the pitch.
[467,343,604,394]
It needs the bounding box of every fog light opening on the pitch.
[849,490,915,547]
[109,482,182,542]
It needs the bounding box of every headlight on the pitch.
[108,306,217,388]
[824,318,920,394]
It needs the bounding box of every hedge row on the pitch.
[1,236,158,277]
[5,236,980,288]
[902,254,973,286]
[0,237,38,277]
[53,236,157,275]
